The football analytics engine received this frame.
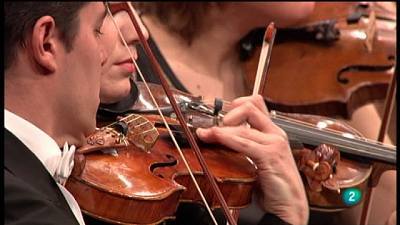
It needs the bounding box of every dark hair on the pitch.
[4,2,88,69]
[134,2,223,45]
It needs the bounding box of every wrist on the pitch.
[256,169,309,225]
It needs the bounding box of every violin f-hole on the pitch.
[337,64,394,84]
[150,154,178,178]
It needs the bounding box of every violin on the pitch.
[96,81,395,212]
[66,111,257,224]
[298,2,396,23]
[240,2,396,119]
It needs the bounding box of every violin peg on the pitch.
[213,98,223,116]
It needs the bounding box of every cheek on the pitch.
[102,17,119,57]
[101,59,113,75]
[77,41,102,99]
[85,49,102,83]
[100,72,115,94]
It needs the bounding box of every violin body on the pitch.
[241,2,396,119]
[66,144,185,225]
[67,112,257,224]
[283,112,372,211]
[300,2,396,23]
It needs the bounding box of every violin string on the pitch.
[212,96,395,156]
[297,128,394,162]
[107,4,219,225]
[272,113,396,153]
[202,98,233,109]
[273,114,359,136]
[209,95,395,153]
[103,113,137,128]
[273,113,396,149]
[211,97,395,150]
[272,114,396,160]
[274,113,393,159]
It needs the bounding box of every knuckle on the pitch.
[231,98,240,106]
[231,96,245,107]
[237,127,249,137]
[267,134,289,150]
[244,102,256,112]
[254,94,264,104]
[276,127,289,140]
[210,127,223,139]
[238,138,254,150]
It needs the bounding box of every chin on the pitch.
[100,82,132,103]
[101,91,130,104]
[115,83,132,101]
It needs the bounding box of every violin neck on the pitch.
[272,117,396,165]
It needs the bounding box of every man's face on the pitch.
[58,3,113,137]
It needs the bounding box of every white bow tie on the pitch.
[54,142,76,186]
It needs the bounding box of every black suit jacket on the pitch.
[4,129,80,225]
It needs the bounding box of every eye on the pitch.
[94,26,105,38]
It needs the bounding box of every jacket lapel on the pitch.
[4,129,76,214]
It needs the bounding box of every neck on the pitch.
[147,17,245,73]
[5,68,85,147]
[142,9,254,100]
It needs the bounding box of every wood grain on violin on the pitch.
[67,113,257,225]
[241,2,396,119]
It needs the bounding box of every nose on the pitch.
[119,7,149,47]
[99,15,117,67]
[134,7,150,41]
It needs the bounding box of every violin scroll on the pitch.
[295,144,340,192]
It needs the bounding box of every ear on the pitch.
[30,16,58,74]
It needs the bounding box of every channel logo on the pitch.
[342,188,362,206]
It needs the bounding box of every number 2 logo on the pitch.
[342,188,362,206]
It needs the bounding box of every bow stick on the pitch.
[252,22,276,97]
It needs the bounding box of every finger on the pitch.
[197,126,264,160]
[230,95,268,114]
[199,126,283,145]
[223,101,286,139]
[196,126,286,161]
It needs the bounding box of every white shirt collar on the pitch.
[4,109,62,177]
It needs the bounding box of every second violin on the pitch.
[240,2,396,118]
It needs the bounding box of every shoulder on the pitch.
[4,169,79,225]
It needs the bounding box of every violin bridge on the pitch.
[124,114,159,152]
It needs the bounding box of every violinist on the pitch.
[133,2,315,101]
[94,3,309,225]
[3,2,307,225]
[128,2,395,225]
[4,2,114,225]
[118,2,313,225]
